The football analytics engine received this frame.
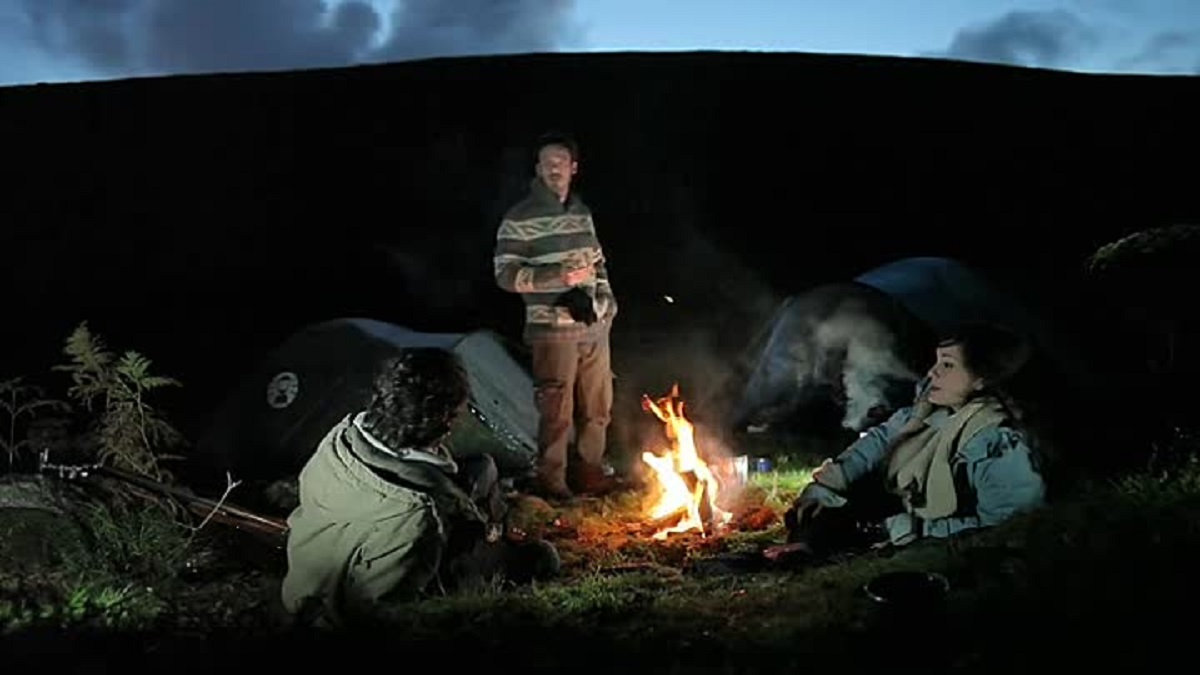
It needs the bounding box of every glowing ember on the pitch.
[640,383,733,540]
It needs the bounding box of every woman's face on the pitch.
[925,343,983,408]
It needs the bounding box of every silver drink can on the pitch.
[733,455,749,484]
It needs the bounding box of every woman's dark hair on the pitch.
[360,348,471,450]
[938,321,1033,393]
[938,321,1057,468]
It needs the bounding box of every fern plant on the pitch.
[0,377,71,472]
[53,322,185,482]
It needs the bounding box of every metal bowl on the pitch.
[863,570,951,608]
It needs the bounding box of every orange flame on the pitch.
[640,383,732,540]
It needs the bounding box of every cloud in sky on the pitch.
[0,0,583,83]
[938,9,1100,69]
[1115,29,1200,73]
[0,1,1196,86]
[928,5,1200,74]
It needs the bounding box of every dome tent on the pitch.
[732,257,1069,435]
[192,318,540,484]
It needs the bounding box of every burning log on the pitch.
[640,383,733,540]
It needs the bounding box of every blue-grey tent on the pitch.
[192,318,541,484]
[732,256,1073,434]
[855,257,1048,338]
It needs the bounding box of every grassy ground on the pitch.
[4,450,1200,671]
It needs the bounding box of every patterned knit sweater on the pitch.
[493,178,617,343]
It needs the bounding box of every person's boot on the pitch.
[525,471,574,502]
[571,462,620,497]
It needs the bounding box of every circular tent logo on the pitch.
[266,371,300,409]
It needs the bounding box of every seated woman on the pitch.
[280,348,560,628]
[764,321,1048,562]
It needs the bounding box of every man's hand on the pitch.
[555,287,598,325]
[562,265,594,286]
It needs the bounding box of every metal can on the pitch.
[732,456,749,483]
[755,457,773,473]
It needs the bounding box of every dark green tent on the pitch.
[192,318,540,484]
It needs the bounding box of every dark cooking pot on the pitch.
[863,570,951,615]
[861,570,954,667]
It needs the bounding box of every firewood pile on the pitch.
[504,482,782,574]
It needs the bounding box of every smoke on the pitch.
[623,237,780,411]
[1,0,581,84]
[811,301,920,431]
[607,219,783,469]
[736,283,928,436]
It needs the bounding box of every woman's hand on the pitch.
[785,481,849,532]
[811,458,849,491]
[793,498,825,523]
[762,541,813,562]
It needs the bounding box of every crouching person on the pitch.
[765,321,1049,563]
[280,348,561,628]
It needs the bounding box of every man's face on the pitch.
[535,144,577,197]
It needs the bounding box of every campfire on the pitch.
[640,384,734,540]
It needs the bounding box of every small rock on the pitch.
[504,494,558,536]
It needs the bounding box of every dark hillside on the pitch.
[1,51,1195,435]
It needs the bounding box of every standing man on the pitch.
[493,131,618,500]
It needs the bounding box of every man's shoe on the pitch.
[571,463,621,497]
[528,478,574,502]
